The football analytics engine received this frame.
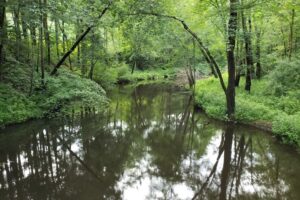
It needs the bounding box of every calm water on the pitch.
[0,84,300,200]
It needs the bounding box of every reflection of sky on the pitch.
[117,154,194,200]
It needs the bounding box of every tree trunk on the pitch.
[255,27,262,79]
[89,32,95,80]
[39,0,44,86]
[241,1,253,92]
[235,70,241,87]
[289,9,295,60]
[13,5,21,60]
[280,27,288,57]
[226,0,238,120]
[81,40,87,77]
[43,0,51,65]
[131,61,136,74]
[235,33,241,87]
[76,18,81,65]
[0,0,6,72]
[54,18,60,59]
[20,6,28,40]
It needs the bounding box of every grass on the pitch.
[195,76,300,147]
[118,67,176,84]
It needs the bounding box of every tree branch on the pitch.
[127,12,227,93]
[50,1,112,76]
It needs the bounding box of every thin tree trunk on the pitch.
[241,1,253,92]
[76,18,81,65]
[20,2,28,40]
[289,9,295,60]
[61,21,66,54]
[43,0,51,65]
[255,27,262,79]
[235,33,241,87]
[81,40,86,77]
[13,5,21,60]
[89,32,95,80]
[131,61,136,74]
[281,27,288,57]
[54,18,59,58]
[39,0,45,86]
[0,0,6,74]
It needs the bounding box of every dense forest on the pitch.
[0,0,299,147]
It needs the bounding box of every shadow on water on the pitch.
[0,83,300,200]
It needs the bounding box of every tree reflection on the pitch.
[1,84,300,200]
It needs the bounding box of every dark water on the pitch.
[1,84,300,200]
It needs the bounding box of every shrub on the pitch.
[35,69,108,116]
[272,114,300,146]
[0,66,108,126]
[266,60,300,96]
[0,84,41,125]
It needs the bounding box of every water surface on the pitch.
[1,84,300,200]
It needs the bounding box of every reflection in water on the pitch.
[0,84,300,200]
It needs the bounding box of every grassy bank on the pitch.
[93,64,176,89]
[195,76,300,147]
[0,63,108,127]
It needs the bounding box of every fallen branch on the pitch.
[50,1,112,75]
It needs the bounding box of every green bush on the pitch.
[36,69,108,115]
[0,66,108,126]
[266,60,300,96]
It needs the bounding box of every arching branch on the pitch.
[128,12,227,93]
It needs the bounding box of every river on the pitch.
[0,83,300,200]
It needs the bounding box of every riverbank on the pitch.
[0,64,108,127]
[194,76,300,147]
[0,63,176,127]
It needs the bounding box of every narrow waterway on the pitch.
[0,83,300,200]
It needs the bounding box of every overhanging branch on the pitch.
[127,12,227,93]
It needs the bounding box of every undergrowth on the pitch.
[0,62,108,127]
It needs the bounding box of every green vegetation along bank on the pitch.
[195,60,300,147]
[0,62,108,127]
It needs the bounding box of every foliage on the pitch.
[266,59,300,96]
[0,65,108,127]
[0,83,41,125]
[36,69,108,115]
